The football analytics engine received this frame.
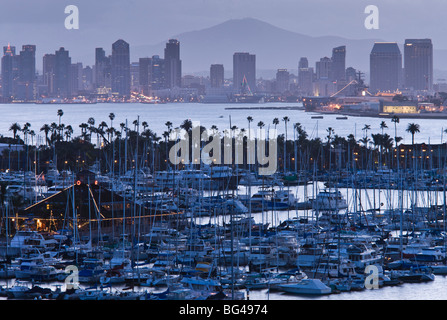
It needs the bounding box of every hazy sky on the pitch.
[0,0,444,68]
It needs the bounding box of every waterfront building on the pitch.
[276,69,290,94]
[131,61,140,91]
[16,44,36,101]
[233,52,256,94]
[111,39,131,98]
[1,44,18,100]
[139,57,152,95]
[210,64,224,88]
[164,39,182,89]
[70,62,83,97]
[298,57,314,96]
[381,101,418,114]
[42,53,56,96]
[404,39,433,92]
[331,46,346,83]
[369,42,402,93]
[316,57,332,80]
[95,47,112,90]
[54,47,72,98]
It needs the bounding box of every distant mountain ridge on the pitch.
[131,17,447,80]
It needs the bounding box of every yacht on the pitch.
[312,190,348,211]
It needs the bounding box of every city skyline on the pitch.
[0,34,441,103]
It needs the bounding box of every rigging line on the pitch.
[330,80,357,97]
[23,184,76,211]
[87,184,105,219]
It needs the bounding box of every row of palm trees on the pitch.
[2,109,431,173]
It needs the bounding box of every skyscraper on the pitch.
[210,64,224,88]
[150,55,165,91]
[404,39,433,91]
[164,39,182,89]
[276,69,290,94]
[42,53,56,96]
[54,47,72,98]
[298,57,313,96]
[316,57,332,80]
[331,46,346,83]
[370,42,402,93]
[139,57,152,95]
[95,47,111,89]
[233,52,256,94]
[111,39,131,97]
[16,44,36,100]
[70,62,83,97]
[19,45,36,84]
[130,62,140,91]
[1,44,18,100]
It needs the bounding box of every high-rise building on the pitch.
[316,57,332,80]
[150,55,165,91]
[404,39,433,91]
[111,39,131,97]
[54,47,72,98]
[369,42,402,93]
[276,69,290,94]
[331,46,346,83]
[233,52,256,94]
[299,57,308,69]
[1,44,18,100]
[164,39,182,89]
[42,53,56,96]
[139,57,152,95]
[19,45,36,84]
[346,67,357,82]
[70,62,83,97]
[95,48,111,89]
[130,62,139,91]
[210,64,224,88]
[14,44,36,101]
[298,57,313,96]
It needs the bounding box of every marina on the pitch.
[0,102,446,301]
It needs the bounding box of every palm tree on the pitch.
[282,116,290,173]
[57,109,64,126]
[109,112,115,126]
[326,127,335,145]
[109,113,115,143]
[64,125,73,141]
[87,117,95,143]
[247,116,253,130]
[380,121,388,134]
[391,115,400,144]
[9,122,21,141]
[29,130,36,146]
[22,122,31,145]
[79,123,89,141]
[272,118,279,130]
[40,124,51,146]
[406,123,420,145]
[132,119,140,132]
[362,124,371,138]
[165,121,173,133]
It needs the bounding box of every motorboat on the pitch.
[278,278,332,295]
[312,190,348,211]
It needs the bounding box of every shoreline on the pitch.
[308,110,447,119]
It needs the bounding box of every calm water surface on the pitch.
[2,102,447,145]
